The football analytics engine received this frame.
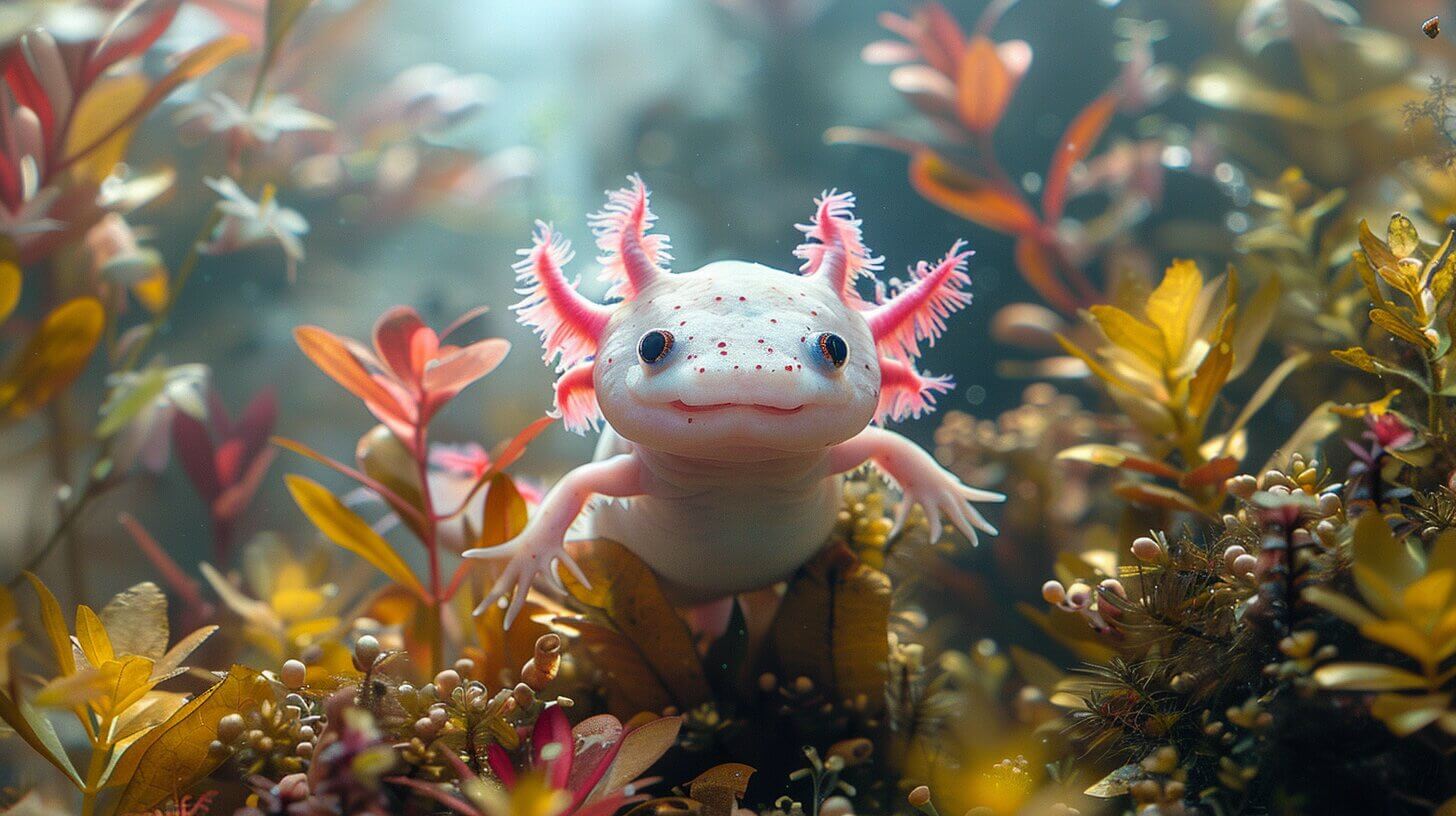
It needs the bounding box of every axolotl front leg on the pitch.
[464,453,646,627]
[828,426,1005,544]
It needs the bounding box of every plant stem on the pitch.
[413,420,444,673]
[80,739,110,816]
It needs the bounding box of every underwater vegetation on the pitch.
[15,0,1456,815]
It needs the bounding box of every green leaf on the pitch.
[96,367,167,438]
[0,690,83,787]
[259,0,315,94]
[285,474,427,599]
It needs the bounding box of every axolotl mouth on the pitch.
[668,399,806,415]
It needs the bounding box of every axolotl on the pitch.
[465,176,1003,626]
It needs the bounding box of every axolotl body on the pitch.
[466,177,1003,626]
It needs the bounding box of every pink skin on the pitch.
[466,177,1004,627]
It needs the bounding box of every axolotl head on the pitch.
[512,176,975,459]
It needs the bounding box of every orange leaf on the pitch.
[1043,92,1118,222]
[1180,456,1240,489]
[0,297,104,421]
[293,326,403,417]
[955,36,1012,133]
[909,150,1040,235]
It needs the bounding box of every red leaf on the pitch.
[371,306,428,383]
[171,410,220,501]
[909,150,1040,235]
[533,705,574,790]
[1014,236,1080,315]
[1043,92,1118,223]
[235,387,277,464]
[83,0,185,88]
[5,57,54,149]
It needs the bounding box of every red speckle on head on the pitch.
[679,320,686,326]
[698,367,706,373]
[674,305,681,310]
[767,348,774,353]
[715,296,723,301]
[687,417,693,424]
[784,364,793,371]
[769,318,778,323]
[717,341,726,347]
[738,296,747,301]
[720,351,728,356]
[755,364,762,370]
[810,310,818,316]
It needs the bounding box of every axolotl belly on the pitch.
[586,431,844,603]
[466,177,1004,626]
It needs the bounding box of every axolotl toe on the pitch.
[465,176,1004,626]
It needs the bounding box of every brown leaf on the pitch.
[560,540,711,714]
[689,763,755,816]
[768,545,891,714]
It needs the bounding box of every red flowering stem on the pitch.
[119,513,210,618]
[412,414,445,673]
[441,558,475,604]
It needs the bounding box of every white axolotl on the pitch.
[465,176,1003,627]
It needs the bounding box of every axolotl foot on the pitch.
[464,531,592,629]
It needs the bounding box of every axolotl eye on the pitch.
[638,329,674,364]
[817,332,848,369]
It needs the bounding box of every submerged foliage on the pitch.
[12,1,1456,816]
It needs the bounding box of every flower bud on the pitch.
[1131,536,1161,561]
[280,659,306,690]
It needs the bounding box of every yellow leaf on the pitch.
[1145,259,1202,363]
[61,74,148,184]
[1054,333,1138,395]
[1187,314,1234,420]
[0,261,18,325]
[1360,620,1433,662]
[1388,212,1420,258]
[1313,662,1430,691]
[1358,219,1400,272]
[1056,444,1181,479]
[1352,510,1424,596]
[1369,307,1432,349]
[100,582,169,661]
[75,605,114,667]
[1371,692,1449,736]
[24,572,73,675]
[109,666,272,810]
[285,474,427,599]
[1088,305,1165,370]
[478,473,528,550]
[0,297,105,421]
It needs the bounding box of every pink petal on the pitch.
[532,704,574,791]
